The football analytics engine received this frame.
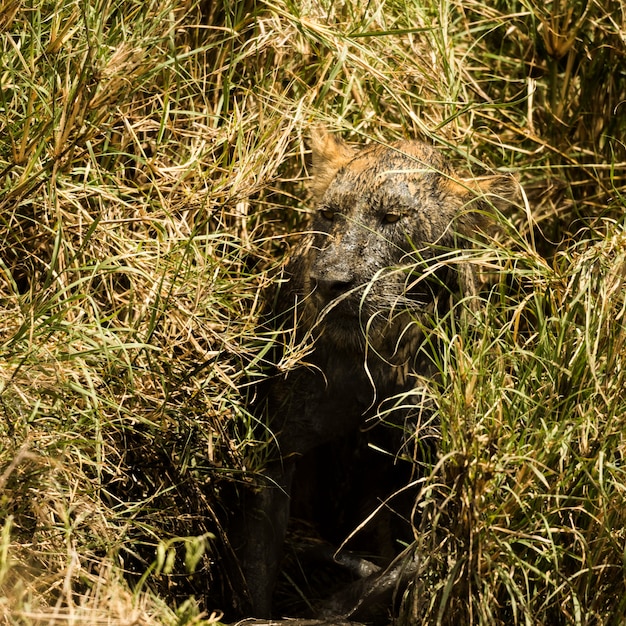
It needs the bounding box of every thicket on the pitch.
[1,0,625,624]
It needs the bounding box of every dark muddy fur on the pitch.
[230,131,515,620]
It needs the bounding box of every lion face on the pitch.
[288,132,515,354]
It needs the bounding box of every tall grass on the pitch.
[0,0,625,623]
[402,220,626,624]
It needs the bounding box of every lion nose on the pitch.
[311,272,355,298]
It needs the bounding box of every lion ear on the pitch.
[474,174,519,211]
[470,175,519,213]
[309,129,356,200]
[448,174,519,232]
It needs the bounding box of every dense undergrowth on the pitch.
[1,0,625,624]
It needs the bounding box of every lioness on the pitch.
[233,130,513,620]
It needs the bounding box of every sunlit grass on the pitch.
[1,0,625,623]
[402,218,626,624]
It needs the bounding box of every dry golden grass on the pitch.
[1,0,625,623]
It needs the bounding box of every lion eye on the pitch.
[383,213,402,224]
[320,209,335,221]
